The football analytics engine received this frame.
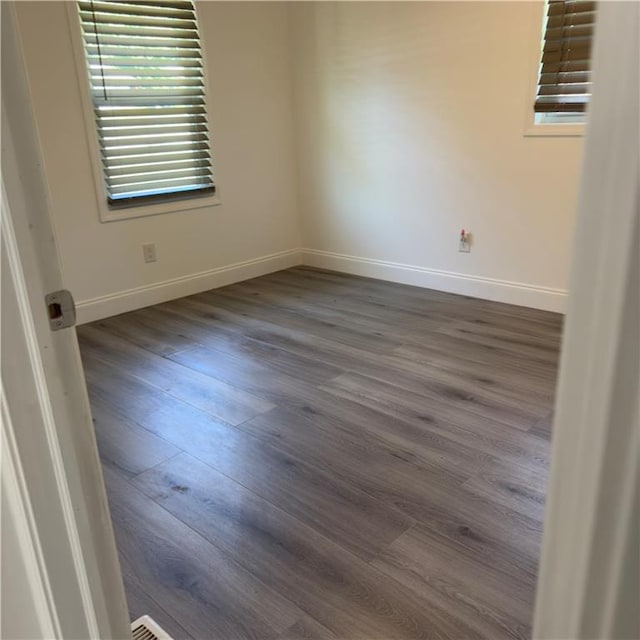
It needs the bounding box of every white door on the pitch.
[1,3,130,638]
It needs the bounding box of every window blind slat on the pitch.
[99,116,207,130]
[83,33,200,48]
[546,11,595,28]
[538,59,591,74]
[99,136,210,153]
[107,157,211,177]
[538,82,591,96]
[84,44,201,59]
[96,104,206,116]
[78,0,214,204]
[546,0,596,16]
[544,24,593,40]
[108,186,215,207]
[534,98,590,113]
[87,56,202,69]
[534,0,596,114]
[542,35,592,52]
[106,167,212,188]
[99,140,210,158]
[91,76,204,88]
[539,70,590,85]
[95,67,203,78]
[104,149,211,168]
[78,1,195,21]
[79,10,196,29]
[99,122,208,137]
[109,175,212,197]
[541,45,591,63]
[100,138,210,156]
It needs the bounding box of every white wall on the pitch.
[14,1,583,318]
[291,2,584,311]
[14,2,301,323]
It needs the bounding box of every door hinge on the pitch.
[45,289,76,331]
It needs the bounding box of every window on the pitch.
[534,0,596,126]
[77,0,214,211]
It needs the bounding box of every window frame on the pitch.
[66,2,221,223]
[523,1,587,138]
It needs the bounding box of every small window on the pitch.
[535,0,596,123]
[77,0,215,209]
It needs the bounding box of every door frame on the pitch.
[1,3,130,638]
[532,2,639,638]
[2,1,638,638]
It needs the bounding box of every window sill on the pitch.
[524,123,586,138]
[99,191,221,223]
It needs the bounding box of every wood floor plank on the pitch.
[107,304,345,386]
[80,267,561,640]
[461,463,548,521]
[433,321,560,368]
[371,523,536,640]
[240,404,548,514]
[102,465,303,640]
[167,343,343,416]
[163,342,547,568]
[218,277,431,342]
[234,273,562,365]
[528,412,554,439]
[163,292,554,425]
[192,288,403,355]
[321,371,535,434]
[170,344,548,476]
[78,324,274,425]
[132,453,481,639]
[237,407,551,580]
[287,267,562,332]
[276,616,337,640]
[168,333,544,443]
[90,310,198,356]
[393,337,558,395]
[237,405,472,523]
[90,396,180,479]
[123,577,195,640]
[241,404,476,481]
[84,356,413,562]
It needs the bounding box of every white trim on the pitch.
[522,1,586,139]
[65,2,221,223]
[3,5,130,630]
[1,387,61,640]
[1,186,100,638]
[76,248,302,324]
[77,245,568,324]
[533,1,639,637]
[90,191,222,224]
[301,249,566,313]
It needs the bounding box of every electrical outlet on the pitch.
[142,243,157,263]
[458,229,471,253]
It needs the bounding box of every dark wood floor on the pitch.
[78,267,562,640]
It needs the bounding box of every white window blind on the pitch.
[535,0,596,114]
[77,0,214,207]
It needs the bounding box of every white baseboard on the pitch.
[301,249,567,313]
[76,249,302,324]
[76,246,566,323]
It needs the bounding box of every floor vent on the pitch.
[131,615,174,640]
